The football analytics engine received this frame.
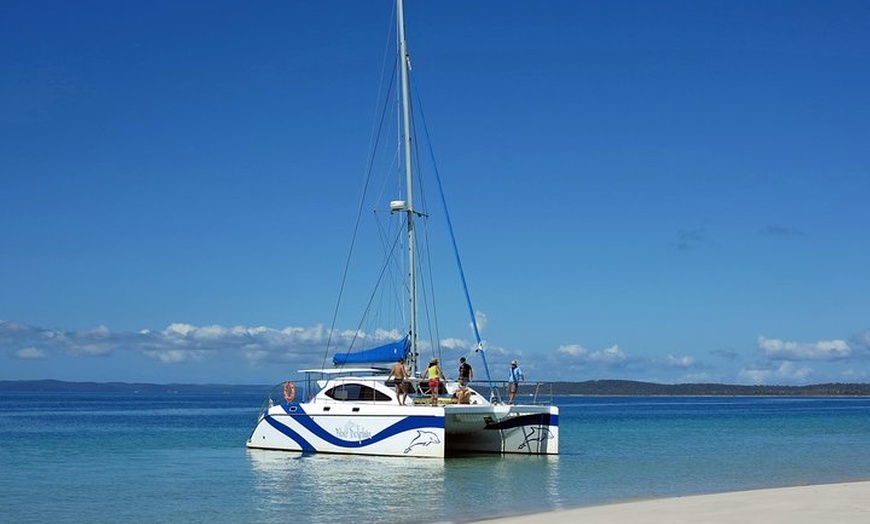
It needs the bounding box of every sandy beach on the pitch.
[481,481,870,524]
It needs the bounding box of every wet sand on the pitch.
[480,481,870,523]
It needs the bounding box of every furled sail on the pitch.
[332,336,410,365]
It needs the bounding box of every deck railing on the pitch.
[258,377,555,412]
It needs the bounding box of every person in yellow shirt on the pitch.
[424,358,446,406]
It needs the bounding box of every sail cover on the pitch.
[332,336,410,365]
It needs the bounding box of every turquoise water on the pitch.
[2,391,869,523]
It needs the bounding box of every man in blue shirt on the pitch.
[508,360,524,404]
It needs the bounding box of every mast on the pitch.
[397,0,418,376]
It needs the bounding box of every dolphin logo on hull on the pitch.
[404,430,441,454]
[518,426,554,450]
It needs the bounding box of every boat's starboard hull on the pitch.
[444,404,559,455]
[247,402,559,457]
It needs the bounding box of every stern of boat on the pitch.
[444,404,559,455]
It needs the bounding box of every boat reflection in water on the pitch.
[247,449,447,522]
[246,448,561,523]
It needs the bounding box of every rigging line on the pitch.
[334,223,406,365]
[321,52,399,369]
[408,103,444,364]
[409,84,480,346]
[417,215,444,365]
[411,81,494,388]
[373,208,407,328]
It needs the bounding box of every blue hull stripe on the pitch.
[265,407,443,450]
[264,415,317,452]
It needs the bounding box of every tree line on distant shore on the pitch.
[2,379,869,396]
[548,380,870,396]
[0,380,269,394]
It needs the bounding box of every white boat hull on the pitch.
[247,401,558,457]
[247,403,446,457]
[444,404,559,455]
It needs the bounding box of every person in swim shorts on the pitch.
[387,358,409,405]
[424,358,446,406]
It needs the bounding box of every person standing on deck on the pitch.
[458,357,473,386]
[508,360,524,404]
[425,358,446,406]
[387,358,409,405]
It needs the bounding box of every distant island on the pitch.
[0,379,270,395]
[2,379,869,396]
[548,380,870,396]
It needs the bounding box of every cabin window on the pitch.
[325,384,391,402]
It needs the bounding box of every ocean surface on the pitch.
[2,389,869,523]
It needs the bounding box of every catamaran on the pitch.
[246,0,558,458]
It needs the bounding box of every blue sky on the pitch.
[2,0,868,385]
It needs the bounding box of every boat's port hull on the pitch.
[247,403,447,457]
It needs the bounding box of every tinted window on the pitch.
[325,384,391,402]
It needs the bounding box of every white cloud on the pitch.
[2,321,343,367]
[87,325,111,337]
[667,354,696,368]
[192,325,230,340]
[371,328,404,341]
[440,338,470,350]
[758,336,851,361]
[557,344,587,357]
[739,362,813,384]
[473,310,488,333]
[558,343,626,365]
[143,348,206,364]
[0,320,31,334]
[592,344,626,363]
[4,318,863,385]
[774,361,812,380]
[15,347,45,359]
[163,323,197,337]
[72,343,117,356]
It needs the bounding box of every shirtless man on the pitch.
[387,358,409,405]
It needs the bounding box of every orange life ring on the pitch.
[283,381,296,403]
